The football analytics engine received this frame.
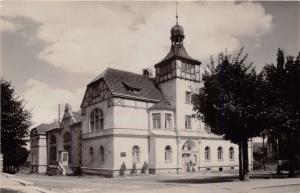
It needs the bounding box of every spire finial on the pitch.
[176,1,178,25]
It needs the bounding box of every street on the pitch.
[1,172,299,193]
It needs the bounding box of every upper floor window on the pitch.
[229,147,234,160]
[185,115,192,129]
[185,91,192,103]
[165,146,172,162]
[218,146,223,161]
[165,113,172,129]
[181,62,195,74]
[50,135,56,145]
[132,145,140,162]
[205,146,210,160]
[99,146,104,163]
[90,108,104,132]
[152,113,161,129]
[63,132,71,143]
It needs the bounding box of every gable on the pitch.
[81,78,112,110]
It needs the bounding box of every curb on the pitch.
[253,183,300,189]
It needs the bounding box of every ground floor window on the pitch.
[205,146,210,160]
[50,146,57,161]
[165,146,172,162]
[132,145,140,162]
[218,146,223,161]
[99,146,104,162]
[229,147,234,160]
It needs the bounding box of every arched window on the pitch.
[89,108,104,132]
[132,146,140,162]
[165,146,172,162]
[63,132,71,142]
[50,135,56,144]
[218,146,223,161]
[89,147,94,163]
[205,146,210,160]
[229,147,234,160]
[99,146,104,163]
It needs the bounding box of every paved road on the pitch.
[8,173,300,193]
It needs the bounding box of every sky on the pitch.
[1,1,299,124]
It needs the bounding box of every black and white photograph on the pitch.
[0,1,299,193]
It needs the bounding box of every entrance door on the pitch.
[182,153,192,172]
[60,151,68,166]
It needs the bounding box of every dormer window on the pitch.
[122,82,141,93]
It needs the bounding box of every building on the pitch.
[47,104,82,175]
[79,21,252,177]
[30,19,253,177]
[30,123,53,174]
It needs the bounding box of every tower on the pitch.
[154,15,201,84]
[154,5,203,132]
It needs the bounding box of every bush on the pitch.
[141,161,148,174]
[119,162,126,176]
[130,162,137,175]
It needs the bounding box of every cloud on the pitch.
[24,78,84,123]
[1,1,273,75]
[0,18,20,32]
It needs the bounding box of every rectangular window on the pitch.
[152,113,161,129]
[185,115,192,129]
[185,91,191,103]
[181,62,195,74]
[165,113,172,129]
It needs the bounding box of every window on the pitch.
[90,109,104,132]
[181,62,195,74]
[165,113,172,129]
[99,146,104,163]
[152,113,161,129]
[132,146,140,162]
[205,146,210,160]
[218,147,223,161]
[89,147,94,163]
[185,115,192,129]
[63,132,71,143]
[229,147,234,160]
[185,91,192,103]
[50,135,56,144]
[165,146,172,162]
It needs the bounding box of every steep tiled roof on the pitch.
[149,98,175,110]
[91,68,163,102]
[155,44,201,67]
[33,123,57,135]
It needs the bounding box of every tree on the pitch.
[1,78,31,173]
[261,49,300,177]
[192,49,266,180]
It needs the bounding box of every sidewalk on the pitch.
[0,173,56,193]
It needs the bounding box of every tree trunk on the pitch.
[242,139,250,181]
[288,134,296,177]
[238,139,250,181]
[238,140,244,180]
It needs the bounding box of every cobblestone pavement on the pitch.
[2,172,300,193]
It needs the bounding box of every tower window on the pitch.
[185,115,192,129]
[181,62,195,74]
[185,91,192,103]
[152,113,161,129]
